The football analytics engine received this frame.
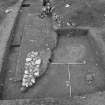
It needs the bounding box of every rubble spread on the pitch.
[21,51,42,91]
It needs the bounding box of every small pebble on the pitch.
[66,81,70,87]
[22,78,27,82]
[28,13,33,16]
[31,78,35,83]
[26,58,32,62]
[33,52,38,56]
[24,70,29,74]
[5,9,13,13]
[34,67,39,72]
[67,22,70,26]
[23,74,29,78]
[28,74,33,78]
[96,63,98,66]
[47,47,50,50]
[25,84,29,87]
[9,70,12,73]
[71,22,76,26]
[22,81,27,86]
[36,64,40,68]
[31,61,36,65]
[20,86,27,92]
[35,59,41,65]
[83,60,86,64]
[9,78,13,81]
[25,62,31,66]
[29,82,33,86]
[30,54,35,58]
[65,4,70,7]
[33,57,37,61]
[29,69,33,72]
[81,96,86,99]
[29,40,35,42]
[34,71,39,76]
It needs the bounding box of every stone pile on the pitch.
[21,51,42,92]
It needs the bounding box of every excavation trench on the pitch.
[1,21,105,99]
[45,28,105,97]
[0,0,105,100]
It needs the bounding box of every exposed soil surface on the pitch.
[1,0,105,105]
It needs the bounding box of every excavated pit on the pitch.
[48,28,105,97]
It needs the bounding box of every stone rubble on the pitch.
[21,51,42,92]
